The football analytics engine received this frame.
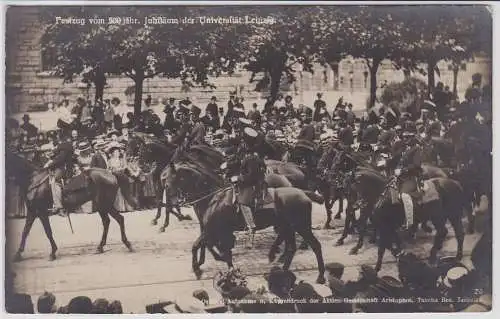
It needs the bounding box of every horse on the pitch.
[373,177,467,272]
[161,161,327,284]
[127,133,190,232]
[6,149,134,261]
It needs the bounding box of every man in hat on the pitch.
[43,133,76,217]
[163,97,178,130]
[235,138,267,246]
[313,93,328,122]
[227,92,236,117]
[338,118,354,148]
[247,103,261,126]
[188,105,206,146]
[206,96,219,120]
[294,114,317,184]
[90,140,108,169]
[20,114,39,138]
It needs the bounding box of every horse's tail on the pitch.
[303,190,324,205]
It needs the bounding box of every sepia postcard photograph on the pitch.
[3,2,494,315]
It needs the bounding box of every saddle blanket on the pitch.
[421,180,440,204]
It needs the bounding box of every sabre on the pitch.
[67,212,74,234]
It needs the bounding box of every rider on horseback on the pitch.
[294,114,316,186]
[396,127,424,230]
[234,128,267,246]
[43,134,76,217]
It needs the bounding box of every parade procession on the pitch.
[4,4,493,314]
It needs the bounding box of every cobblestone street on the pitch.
[6,203,480,313]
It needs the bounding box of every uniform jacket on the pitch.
[339,126,354,146]
[90,152,108,169]
[189,121,206,145]
[49,141,74,170]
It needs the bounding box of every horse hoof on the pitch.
[335,239,344,246]
[349,247,359,255]
[49,254,56,261]
[334,213,341,220]
[182,215,193,221]
[96,247,104,254]
[151,220,158,226]
[316,276,326,284]
[299,242,308,250]
[323,223,333,230]
[159,227,166,233]
[13,252,22,263]
[194,268,203,280]
[375,266,381,273]
[127,244,135,253]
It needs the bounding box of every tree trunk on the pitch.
[133,70,144,117]
[452,66,459,98]
[94,80,105,104]
[93,70,107,103]
[330,62,339,90]
[269,68,282,101]
[368,58,382,109]
[427,59,436,96]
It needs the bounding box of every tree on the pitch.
[395,6,491,96]
[313,7,349,90]
[244,7,323,100]
[41,6,248,115]
[342,6,405,108]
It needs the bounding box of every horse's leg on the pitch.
[323,188,333,229]
[336,206,352,246]
[375,234,388,273]
[14,210,37,262]
[151,188,163,226]
[269,233,284,263]
[192,232,206,279]
[429,211,448,265]
[159,205,170,233]
[109,209,133,252]
[96,211,110,254]
[39,213,58,261]
[297,229,326,284]
[335,192,344,219]
[281,230,297,272]
[350,205,370,255]
[449,212,465,261]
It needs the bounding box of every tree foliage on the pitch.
[40,5,491,113]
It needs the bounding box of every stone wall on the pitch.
[6,6,492,117]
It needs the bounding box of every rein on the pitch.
[179,185,233,207]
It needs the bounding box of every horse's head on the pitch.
[162,162,205,202]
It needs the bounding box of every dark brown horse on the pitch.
[162,161,327,284]
[127,133,190,232]
[6,150,134,261]
[373,177,467,272]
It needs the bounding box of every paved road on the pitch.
[6,203,480,313]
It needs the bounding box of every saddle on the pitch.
[27,171,50,193]
[63,173,91,195]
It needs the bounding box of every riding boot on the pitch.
[240,204,256,248]
[400,193,414,229]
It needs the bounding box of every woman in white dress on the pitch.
[107,143,134,212]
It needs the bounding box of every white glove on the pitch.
[230,176,239,183]
[395,168,402,176]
